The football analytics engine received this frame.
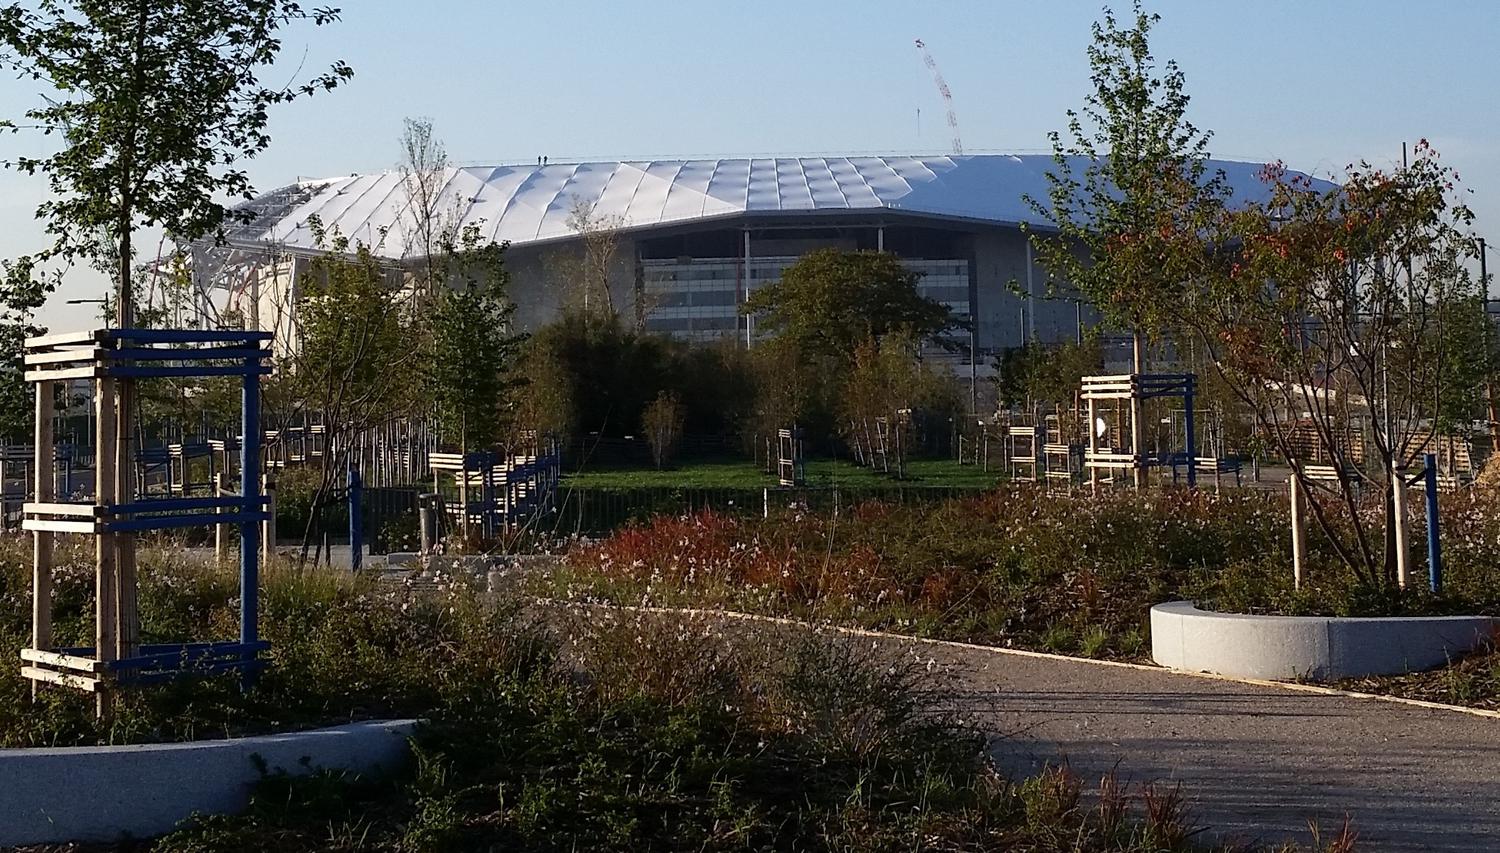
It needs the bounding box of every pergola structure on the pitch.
[1082,373,1197,490]
[21,329,272,715]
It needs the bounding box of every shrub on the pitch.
[0,536,1339,849]
[554,484,1500,660]
[641,390,684,469]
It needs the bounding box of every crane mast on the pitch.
[915,38,963,156]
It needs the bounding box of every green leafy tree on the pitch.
[1026,1,1226,369]
[0,0,351,315]
[1202,150,1481,587]
[743,249,954,364]
[0,0,350,481]
[641,390,684,469]
[515,315,707,451]
[428,226,526,452]
[746,335,845,462]
[839,333,960,476]
[994,333,1103,412]
[286,221,415,563]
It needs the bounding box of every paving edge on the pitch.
[1150,600,1499,681]
[535,598,1500,721]
[0,718,419,846]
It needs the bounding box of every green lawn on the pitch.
[561,456,1003,489]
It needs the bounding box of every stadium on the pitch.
[197,153,1308,369]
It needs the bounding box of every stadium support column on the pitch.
[190,244,208,329]
[633,247,646,331]
[743,229,753,348]
[968,240,979,415]
[1025,239,1036,342]
[248,261,261,331]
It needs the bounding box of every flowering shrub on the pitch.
[560,485,1500,658]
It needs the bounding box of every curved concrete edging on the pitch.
[0,718,417,847]
[1151,600,1499,682]
[530,598,1500,719]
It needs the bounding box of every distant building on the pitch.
[195,154,1318,372]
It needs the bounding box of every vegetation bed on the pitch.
[0,537,1335,851]
[546,486,1500,682]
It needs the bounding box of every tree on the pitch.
[1197,150,1481,588]
[516,316,671,448]
[994,333,1103,412]
[428,225,526,452]
[0,1,352,320]
[399,116,455,307]
[747,336,832,462]
[1026,1,1226,371]
[1034,4,1487,589]
[286,220,416,564]
[839,333,959,476]
[641,391,684,469]
[0,0,350,577]
[0,260,45,439]
[546,198,626,326]
[742,249,954,364]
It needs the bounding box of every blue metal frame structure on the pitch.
[21,328,272,697]
[1082,373,1198,489]
[429,445,562,539]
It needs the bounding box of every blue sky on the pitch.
[4,0,1497,328]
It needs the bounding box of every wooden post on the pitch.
[1392,467,1410,589]
[1087,396,1098,495]
[418,495,433,566]
[1131,335,1146,489]
[1130,391,1144,489]
[32,381,55,666]
[261,475,276,568]
[95,376,118,717]
[1289,469,1307,591]
[459,456,470,541]
[214,472,228,563]
[1424,452,1443,594]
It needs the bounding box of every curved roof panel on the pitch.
[233,154,1330,259]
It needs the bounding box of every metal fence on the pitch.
[308,482,988,552]
[544,484,984,537]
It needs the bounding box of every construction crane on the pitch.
[915,38,963,156]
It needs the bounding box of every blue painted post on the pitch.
[239,365,261,691]
[1425,452,1442,593]
[348,465,362,573]
[1184,384,1197,488]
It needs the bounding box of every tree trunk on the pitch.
[1131,331,1146,489]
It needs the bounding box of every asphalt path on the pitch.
[913,641,1500,852]
[513,594,1500,850]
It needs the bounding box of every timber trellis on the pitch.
[429,438,561,538]
[1005,420,1039,482]
[1042,411,1083,484]
[776,427,806,487]
[350,418,436,488]
[1,443,85,526]
[21,328,272,715]
[1081,373,1197,490]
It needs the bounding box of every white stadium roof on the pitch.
[222,154,1329,260]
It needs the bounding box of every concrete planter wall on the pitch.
[1151,601,1498,682]
[0,718,417,847]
